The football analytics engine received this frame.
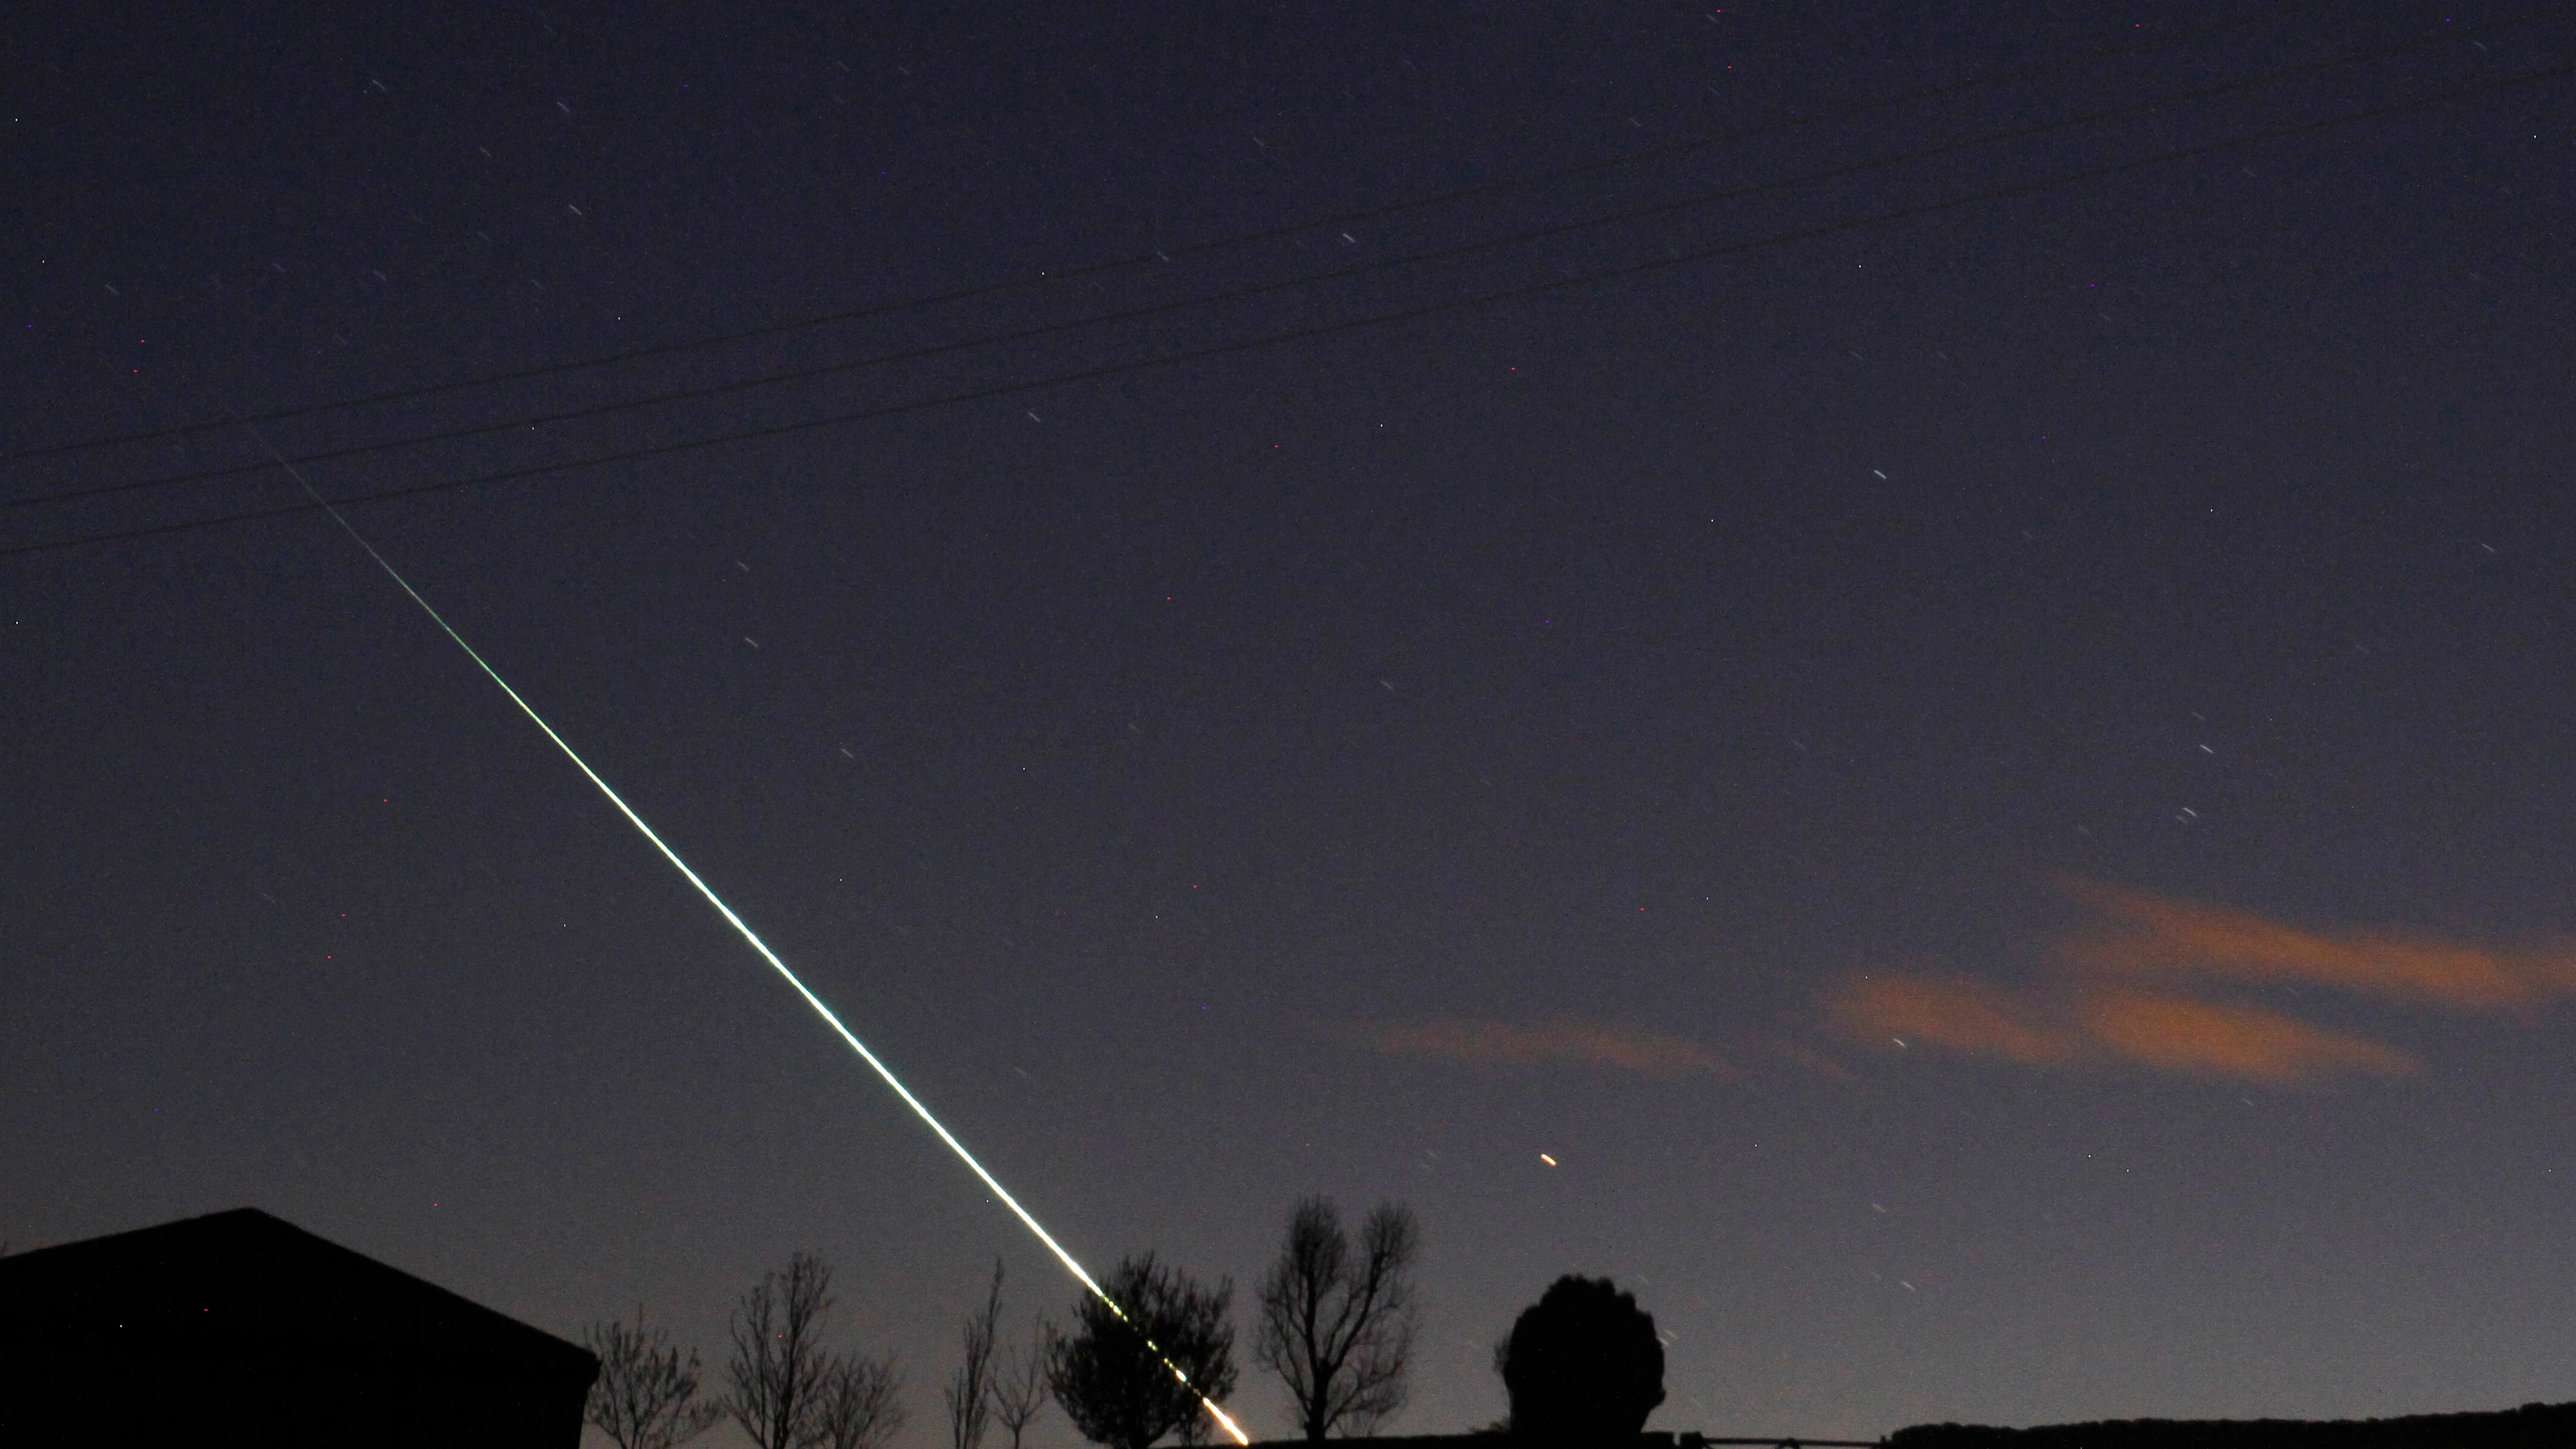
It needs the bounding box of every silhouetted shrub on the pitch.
[1497,1277,1664,1448]
[1047,1253,1237,1449]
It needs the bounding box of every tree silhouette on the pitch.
[816,1353,905,1449]
[1047,1253,1238,1449]
[990,1313,1052,1449]
[724,1251,905,1449]
[584,1306,725,1449]
[948,1261,1006,1449]
[1496,1277,1665,1448]
[1257,1197,1421,1440]
[726,1252,838,1449]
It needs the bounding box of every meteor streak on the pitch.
[257,433,1249,1447]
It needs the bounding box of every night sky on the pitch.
[7,1,2575,1442]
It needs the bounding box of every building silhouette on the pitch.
[0,1206,597,1448]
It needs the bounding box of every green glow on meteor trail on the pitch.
[258,435,1250,1447]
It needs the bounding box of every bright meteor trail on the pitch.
[258,435,1250,1446]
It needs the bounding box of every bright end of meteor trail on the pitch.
[257,434,1250,1447]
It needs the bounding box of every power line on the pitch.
[5,6,2535,517]
[5,59,2564,563]
[0,0,2363,465]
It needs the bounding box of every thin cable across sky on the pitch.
[0,0,2361,468]
[14,2,2532,521]
[11,59,2556,565]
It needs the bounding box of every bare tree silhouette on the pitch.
[726,1253,838,1449]
[723,1252,904,1449]
[816,1353,905,1449]
[991,1314,1053,1449]
[584,1305,724,1449]
[948,1261,1006,1449]
[1257,1197,1421,1440]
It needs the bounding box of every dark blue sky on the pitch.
[6,1,2574,1441]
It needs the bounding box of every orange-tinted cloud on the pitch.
[2056,878,2576,1012]
[1830,973,2417,1085]
[2073,988,2418,1084]
[1830,975,2086,1066]
[1351,1018,1735,1078]
[1826,880,2556,1085]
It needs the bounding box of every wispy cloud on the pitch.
[2057,878,2575,1013]
[1827,879,2543,1085]
[1350,1018,1736,1078]
[2073,987,2418,1082]
[1831,975,2085,1066]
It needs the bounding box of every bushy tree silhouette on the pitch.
[1496,1277,1665,1448]
[1047,1253,1238,1449]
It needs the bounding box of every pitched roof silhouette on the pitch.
[0,1206,596,1448]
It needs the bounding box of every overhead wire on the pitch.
[9,57,2565,565]
[1,0,2369,465]
[2,5,2544,520]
